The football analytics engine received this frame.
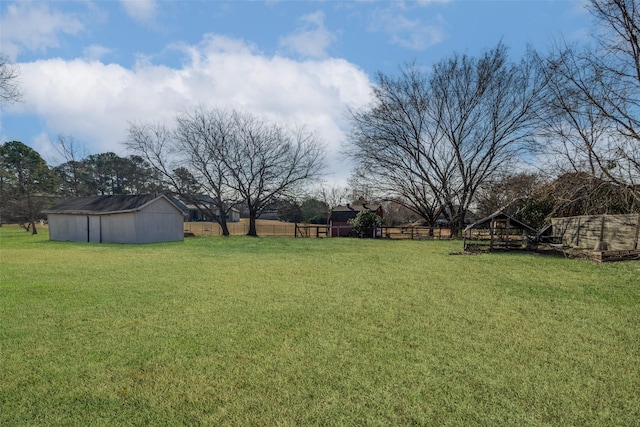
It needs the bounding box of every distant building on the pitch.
[172,195,240,222]
[44,194,184,243]
[329,197,383,237]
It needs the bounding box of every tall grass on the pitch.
[1,226,639,425]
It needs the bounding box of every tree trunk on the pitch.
[247,213,258,236]
[216,212,230,236]
[456,216,466,238]
[27,194,37,235]
[219,220,230,236]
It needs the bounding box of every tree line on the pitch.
[347,0,640,234]
[1,116,326,236]
[2,0,638,236]
[126,109,325,236]
[0,139,166,233]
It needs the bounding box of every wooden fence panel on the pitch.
[184,221,297,237]
[185,221,455,240]
[551,214,640,250]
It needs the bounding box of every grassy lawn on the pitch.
[1,225,639,426]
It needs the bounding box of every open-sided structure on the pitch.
[463,210,537,251]
[44,194,185,244]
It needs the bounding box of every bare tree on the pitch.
[173,109,243,236]
[0,54,23,104]
[475,171,547,217]
[347,43,546,235]
[220,110,325,236]
[51,134,89,196]
[536,0,640,205]
[347,65,450,230]
[586,0,640,194]
[589,0,640,135]
[127,119,234,236]
[313,181,349,224]
[128,108,325,237]
[429,44,548,232]
[349,163,443,232]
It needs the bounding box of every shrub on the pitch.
[348,210,382,238]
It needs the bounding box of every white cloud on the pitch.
[0,2,84,59]
[279,11,337,58]
[83,45,114,62]
[416,0,451,4]
[368,5,446,51]
[14,35,372,182]
[120,0,158,24]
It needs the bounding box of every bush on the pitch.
[348,210,382,238]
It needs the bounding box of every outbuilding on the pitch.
[172,194,241,222]
[44,194,185,243]
[463,210,537,251]
[329,197,383,237]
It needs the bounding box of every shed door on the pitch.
[88,215,101,243]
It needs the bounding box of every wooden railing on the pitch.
[185,221,455,240]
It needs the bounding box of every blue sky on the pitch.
[1,0,592,183]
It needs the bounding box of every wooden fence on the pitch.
[294,224,453,240]
[185,221,454,240]
[550,214,640,250]
[184,220,296,236]
[381,226,452,240]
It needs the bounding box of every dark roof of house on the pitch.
[464,210,537,233]
[330,202,383,222]
[169,194,240,214]
[44,194,181,215]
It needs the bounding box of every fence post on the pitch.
[489,219,495,251]
[634,214,640,250]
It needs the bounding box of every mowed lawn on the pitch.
[1,226,639,426]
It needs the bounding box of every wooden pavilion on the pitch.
[463,210,538,251]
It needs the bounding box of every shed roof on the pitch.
[464,210,537,234]
[330,202,383,222]
[44,194,182,215]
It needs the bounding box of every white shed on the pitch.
[44,194,185,243]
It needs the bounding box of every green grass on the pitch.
[1,225,639,426]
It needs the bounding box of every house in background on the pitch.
[329,197,383,237]
[44,194,184,243]
[172,195,240,222]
